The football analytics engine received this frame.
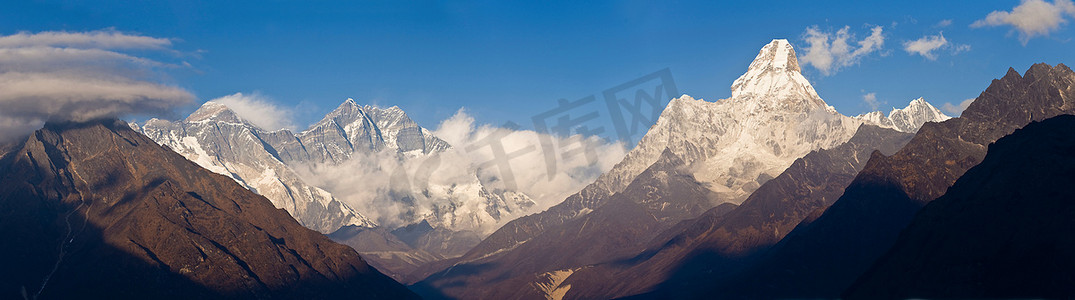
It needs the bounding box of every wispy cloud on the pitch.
[904,33,947,60]
[903,32,972,60]
[0,29,194,141]
[971,0,1075,44]
[862,92,883,110]
[952,43,972,54]
[941,98,976,116]
[209,93,296,131]
[0,29,172,49]
[936,19,954,28]
[799,25,885,76]
[432,109,627,214]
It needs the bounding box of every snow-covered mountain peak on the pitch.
[755,39,798,72]
[303,98,451,155]
[730,39,822,108]
[315,99,407,130]
[322,98,365,119]
[579,39,866,209]
[185,101,244,125]
[896,97,949,121]
[854,98,951,133]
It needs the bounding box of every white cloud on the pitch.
[936,19,954,27]
[903,32,973,60]
[0,29,172,49]
[800,25,885,76]
[431,109,627,214]
[952,43,972,54]
[292,108,627,233]
[971,0,1075,44]
[0,117,46,142]
[904,34,949,60]
[209,93,296,131]
[862,92,883,110]
[941,98,976,116]
[0,29,193,141]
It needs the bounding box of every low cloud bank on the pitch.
[0,29,193,141]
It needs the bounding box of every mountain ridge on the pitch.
[0,118,418,299]
[414,38,948,299]
[437,38,948,276]
[845,114,1075,299]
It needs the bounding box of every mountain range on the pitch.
[414,39,950,299]
[125,39,959,287]
[1,35,1071,300]
[136,98,537,280]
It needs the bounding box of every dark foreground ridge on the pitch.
[0,119,418,299]
[846,114,1075,299]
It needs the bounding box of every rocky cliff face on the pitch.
[0,119,417,299]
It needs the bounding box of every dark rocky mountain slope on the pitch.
[416,149,729,299]
[0,119,418,299]
[846,115,1075,299]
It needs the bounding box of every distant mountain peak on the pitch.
[331,98,401,115]
[185,101,244,125]
[854,98,951,133]
[730,39,822,107]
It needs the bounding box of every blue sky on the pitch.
[4,0,1074,142]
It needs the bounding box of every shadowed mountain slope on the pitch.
[846,115,1075,299]
[0,119,418,299]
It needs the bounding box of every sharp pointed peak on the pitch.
[186,100,242,124]
[855,97,951,133]
[893,97,947,115]
[1003,67,1022,80]
[328,97,366,114]
[336,97,359,108]
[729,39,822,107]
[755,38,800,73]
[1024,63,1069,80]
[332,98,400,114]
